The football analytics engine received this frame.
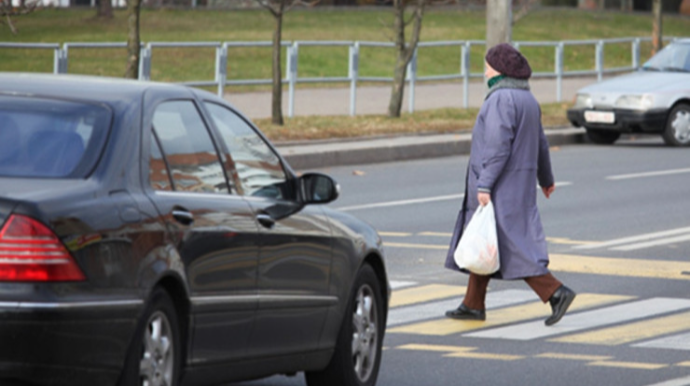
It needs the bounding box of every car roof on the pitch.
[0,73,192,104]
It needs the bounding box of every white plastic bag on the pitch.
[453,201,500,275]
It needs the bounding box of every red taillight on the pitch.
[0,214,85,282]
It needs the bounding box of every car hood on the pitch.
[578,71,690,94]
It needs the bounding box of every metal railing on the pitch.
[1,36,680,116]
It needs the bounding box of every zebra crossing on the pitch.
[386,282,690,352]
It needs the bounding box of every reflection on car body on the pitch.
[0,73,389,386]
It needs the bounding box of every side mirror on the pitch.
[299,173,340,205]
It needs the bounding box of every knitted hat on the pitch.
[485,43,532,79]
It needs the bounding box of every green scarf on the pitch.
[487,74,506,88]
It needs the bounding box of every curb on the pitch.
[277,127,587,170]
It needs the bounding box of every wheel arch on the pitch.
[155,274,191,369]
[362,251,389,325]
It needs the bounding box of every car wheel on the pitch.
[305,264,384,386]
[662,104,690,147]
[585,128,620,145]
[118,287,181,386]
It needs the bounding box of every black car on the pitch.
[0,73,389,386]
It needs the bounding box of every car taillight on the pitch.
[0,214,85,282]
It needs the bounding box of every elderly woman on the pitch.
[444,43,576,326]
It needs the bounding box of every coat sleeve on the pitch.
[537,119,555,188]
[476,93,516,193]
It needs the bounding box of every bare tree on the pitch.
[97,0,114,19]
[256,0,318,126]
[652,0,663,55]
[124,0,141,79]
[1,0,38,34]
[387,0,425,118]
[486,0,511,50]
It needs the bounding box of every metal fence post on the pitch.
[348,42,359,117]
[287,42,298,118]
[407,48,418,113]
[461,41,470,109]
[54,47,68,74]
[555,42,564,102]
[138,44,151,81]
[596,40,604,82]
[632,38,641,70]
[215,44,228,97]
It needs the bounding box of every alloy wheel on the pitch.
[671,109,690,144]
[140,311,175,386]
[351,284,378,383]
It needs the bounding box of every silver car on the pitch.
[567,39,690,146]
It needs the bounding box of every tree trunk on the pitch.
[652,0,663,55]
[486,0,512,50]
[387,0,424,118]
[125,0,141,79]
[97,0,113,19]
[271,2,285,126]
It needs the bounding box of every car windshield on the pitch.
[0,95,112,178]
[641,42,690,72]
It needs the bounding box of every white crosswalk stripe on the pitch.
[464,298,690,341]
[633,331,690,351]
[387,289,536,327]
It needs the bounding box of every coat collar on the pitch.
[486,77,530,99]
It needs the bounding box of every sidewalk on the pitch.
[223,77,595,169]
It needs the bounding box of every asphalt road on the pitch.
[230,136,690,386]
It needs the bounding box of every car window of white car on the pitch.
[150,101,230,194]
[203,102,291,201]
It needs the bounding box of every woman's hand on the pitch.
[477,192,491,206]
[542,184,555,199]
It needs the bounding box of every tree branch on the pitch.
[286,0,319,12]
[512,0,539,25]
[256,0,280,18]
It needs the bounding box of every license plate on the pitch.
[584,111,615,124]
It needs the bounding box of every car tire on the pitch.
[305,264,384,386]
[662,104,690,147]
[585,128,621,145]
[118,287,181,386]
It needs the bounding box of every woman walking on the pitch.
[444,43,575,326]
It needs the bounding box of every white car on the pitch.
[567,39,690,146]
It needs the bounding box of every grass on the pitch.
[255,102,572,143]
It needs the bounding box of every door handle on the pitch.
[172,209,194,225]
[256,213,275,229]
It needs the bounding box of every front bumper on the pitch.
[0,299,142,386]
[567,107,668,133]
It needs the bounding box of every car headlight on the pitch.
[615,95,654,110]
[574,93,592,108]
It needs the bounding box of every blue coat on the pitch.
[444,85,554,280]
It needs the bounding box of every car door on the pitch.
[144,98,260,364]
[202,101,335,357]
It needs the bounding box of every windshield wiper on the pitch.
[659,66,690,73]
[641,66,661,71]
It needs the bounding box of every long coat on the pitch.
[444,84,554,280]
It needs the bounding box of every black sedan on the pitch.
[0,73,389,386]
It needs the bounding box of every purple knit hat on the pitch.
[485,43,532,79]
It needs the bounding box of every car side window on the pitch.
[152,101,229,194]
[203,102,291,200]
[149,133,173,191]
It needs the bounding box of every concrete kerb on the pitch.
[277,126,586,170]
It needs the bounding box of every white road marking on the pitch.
[611,233,690,251]
[607,167,690,181]
[634,331,690,352]
[336,194,464,212]
[573,226,690,250]
[643,376,690,386]
[389,280,418,290]
[387,289,536,327]
[464,298,690,341]
[336,181,572,212]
